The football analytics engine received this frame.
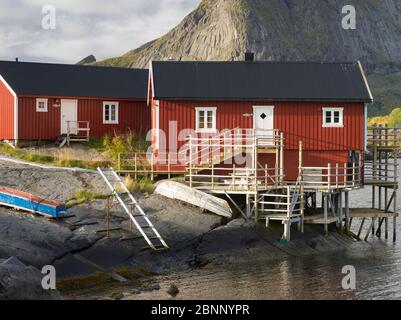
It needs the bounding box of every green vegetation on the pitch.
[66,189,109,207]
[368,72,401,117]
[57,267,157,297]
[123,175,155,194]
[103,132,150,167]
[0,144,110,169]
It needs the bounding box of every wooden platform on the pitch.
[304,213,339,225]
[349,208,398,218]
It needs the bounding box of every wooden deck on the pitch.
[349,208,398,218]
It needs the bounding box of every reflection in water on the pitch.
[132,166,401,300]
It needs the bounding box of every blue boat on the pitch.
[0,187,67,218]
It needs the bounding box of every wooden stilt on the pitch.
[323,193,329,236]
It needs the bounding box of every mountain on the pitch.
[93,0,401,115]
[77,55,96,65]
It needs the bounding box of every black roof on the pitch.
[0,61,148,100]
[151,61,373,102]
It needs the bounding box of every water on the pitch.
[132,167,401,300]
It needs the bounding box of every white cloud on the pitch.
[0,0,199,63]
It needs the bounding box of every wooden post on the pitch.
[105,196,111,239]
[280,132,284,183]
[339,191,343,233]
[335,164,339,189]
[167,153,171,179]
[323,193,328,236]
[117,153,121,173]
[345,191,350,234]
[211,162,215,189]
[328,164,332,191]
[151,152,155,181]
[344,162,348,187]
[189,137,193,188]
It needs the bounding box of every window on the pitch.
[36,98,48,112]
[103,102,119,124]
[322,107,344,127]
[196,107,217,133]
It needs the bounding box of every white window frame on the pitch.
[195,107,217,133]
[103,101,119,124]
[322,107,344,128]
[36,98,48,112]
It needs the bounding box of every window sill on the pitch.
[195,129,218,134]
[322,125,344,128]
[103,122,119,125]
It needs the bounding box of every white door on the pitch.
[60,99,78,135]
[253,106,274,135]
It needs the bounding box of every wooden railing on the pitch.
[368,126,401,148]
[186,166,284,192]
[185,128,283,166]
[66,121,90,146]
[300,163,361,191]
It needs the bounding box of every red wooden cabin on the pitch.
[0,60,149,145]
[148,60,373,181]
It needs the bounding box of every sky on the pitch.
[0,0,199,63]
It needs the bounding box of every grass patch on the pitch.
[120,175,155,194]
[66,189,109,207]
[0,143,111,170]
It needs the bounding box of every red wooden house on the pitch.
[0,60,149,145]
[148,59,373,181]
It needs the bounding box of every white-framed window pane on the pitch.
[199,111,205,129]
[196,107,216,132]
[105,105,110,121]
[325,111,332,124]
[323,108,343,127]
[111,105,116,121]
[333,111,340,123]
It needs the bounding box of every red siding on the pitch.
[0,78,15,140]
[18,97,60,140]
[158,100,364,152]
[156,100,364,173]
[18,96,150,140]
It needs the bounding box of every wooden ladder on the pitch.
[97,168,169,251]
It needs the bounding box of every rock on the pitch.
[0,256,60,300]
[110,292,124,300]
[167,284,179,297]
[77,55,96,65]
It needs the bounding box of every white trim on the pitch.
[364,104,368,151]
[252,106,275,130]
[36,98,48,112]
[147,61,155,106]
[322,107,344,128]
[358,61,374,102]
[102,101,119,124]
[0,74,18,143]
[155,100,160,149]
[195,107,217,133]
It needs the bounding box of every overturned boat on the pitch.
[0,186,67,218]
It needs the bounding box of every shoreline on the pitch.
[0,156,364,299]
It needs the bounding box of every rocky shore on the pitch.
[0,157,362,299]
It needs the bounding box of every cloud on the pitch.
[0,0,199,63]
